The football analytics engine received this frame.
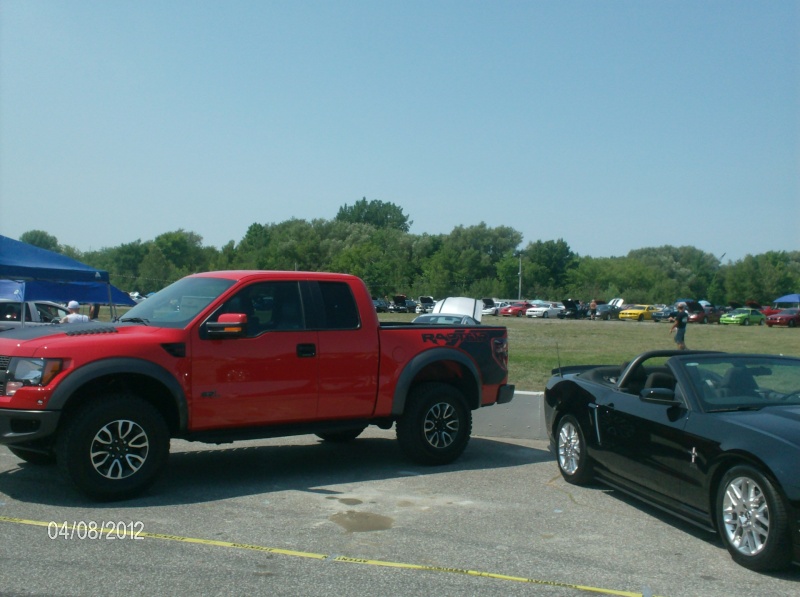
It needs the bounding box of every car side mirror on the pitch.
[640,387,681,406]
[206,313,248,338]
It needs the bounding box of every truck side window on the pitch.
[210,281,305,336]
[317,282,359,330]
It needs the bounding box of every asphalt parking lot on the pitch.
[0,394,797,597]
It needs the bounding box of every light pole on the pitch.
[518,253,522,300]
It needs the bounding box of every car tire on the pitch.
[758,319,764,326]
[556,415,593,485]
[702,316,708,324]
[396,383,471,465]
[316,428,366,443]
[56,395,170,501]
[744,319,750,326]
[8,445,57,466]
[789,320,796,328]
[638,314,644,322]
[716,465,793,571]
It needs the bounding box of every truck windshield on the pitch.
[120,277,236,328]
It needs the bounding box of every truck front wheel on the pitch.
[396,383,471,465]
[57,396,170,501]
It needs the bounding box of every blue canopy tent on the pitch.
[772,294,800,309]
[0,235,135,320]
[0,279,135,306]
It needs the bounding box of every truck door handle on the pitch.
[296,343,316,358]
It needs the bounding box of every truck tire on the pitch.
[396,383,471,465]
[8,445,56,466]
[56,396,169,501]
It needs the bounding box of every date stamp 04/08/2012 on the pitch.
[47,521,145,540]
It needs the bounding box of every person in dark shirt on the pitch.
[669,302,688,349]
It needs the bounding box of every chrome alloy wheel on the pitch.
[721,475,770,556]
[558,420,581,475]
[90,419,150,479]
[423,402,459,449]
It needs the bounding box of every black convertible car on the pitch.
[544,350,800,571]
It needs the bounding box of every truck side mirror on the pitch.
[206,313,247,338]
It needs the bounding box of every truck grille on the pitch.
[0,355,9,396]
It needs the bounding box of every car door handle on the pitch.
[296,343,316,358]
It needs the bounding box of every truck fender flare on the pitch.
[391,348,481,416]
[48,358,189,430]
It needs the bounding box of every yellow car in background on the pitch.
[619,304,659,322]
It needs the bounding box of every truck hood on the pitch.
[0,321,186,355]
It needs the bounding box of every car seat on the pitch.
[718,366,759,397]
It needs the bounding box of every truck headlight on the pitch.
[4,358,63,396]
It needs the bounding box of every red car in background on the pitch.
[766,309,800,328]
[688,305,723,324]
[500,301,534,317]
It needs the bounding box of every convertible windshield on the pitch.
[682,356,800,411]
[119,277,236,328]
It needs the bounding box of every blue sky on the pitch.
[1,1,797,263]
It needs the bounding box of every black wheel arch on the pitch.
[390,348,481,416]
[48,358,187,436]
[545,380,597,442]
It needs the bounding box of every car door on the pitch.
[594,368,694,502]
[189,280,319,430]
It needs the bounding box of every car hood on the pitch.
[716,406,800,450]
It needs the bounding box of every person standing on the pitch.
[669,302,688,349]
[589,299,597,320]
[61,300,90,323]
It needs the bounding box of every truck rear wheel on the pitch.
[56,395,169,501]
[396,383,471,465]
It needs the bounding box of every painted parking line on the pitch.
[1,515,663,597]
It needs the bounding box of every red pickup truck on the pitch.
[0,271,514,500]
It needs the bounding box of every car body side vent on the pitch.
[161,343,186,358]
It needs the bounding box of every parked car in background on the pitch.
[689,305,723,324]
[389,294,408,312]
[545,349,800,571]
[651,305,676,323]
[411,313,480,326]
[766,309,800,328]
[499,301,534,317]
[415,296,435,314]
[720,308,766,326]
[619,304,659,322]
[372,298,389,313]
[557,299,588,319]
[594,303,622,320]
[404,299,418,313]
[0,299,70,332]
[481,298,499,316]
[526,302,563,318]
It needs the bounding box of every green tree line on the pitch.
[18,198,800,306]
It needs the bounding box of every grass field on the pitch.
[380,313,800,392]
